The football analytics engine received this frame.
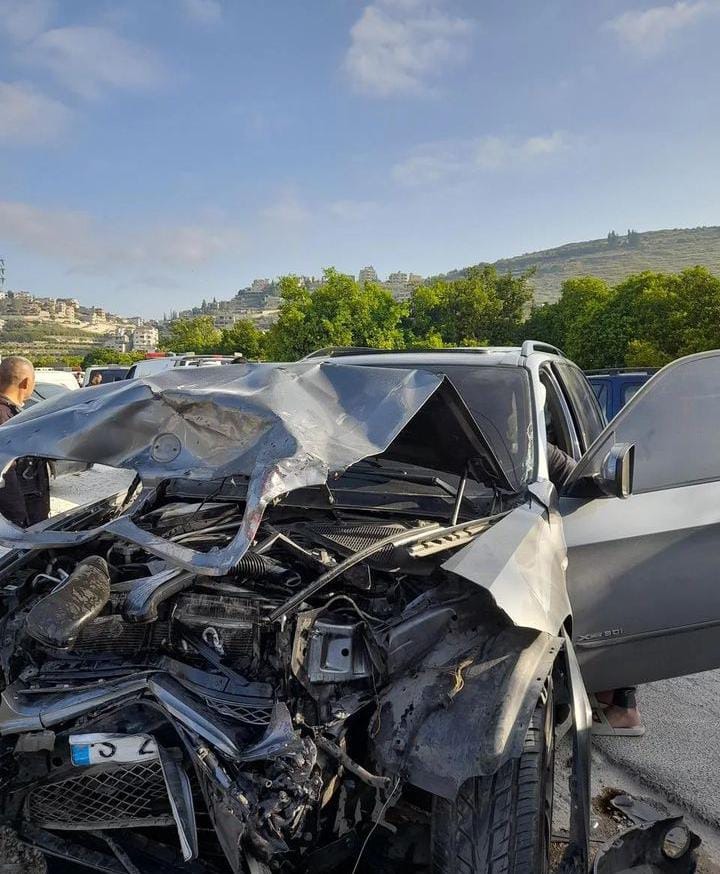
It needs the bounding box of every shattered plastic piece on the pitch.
[157,747,198,862]
[237,702,302,762]
[593,816,700,873]
[610,794,675,827]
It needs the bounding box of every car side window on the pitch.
[570,352,720,494]
[622,382,643,405]
[552,362,606,452]
[590,380,610,418]
[540,368,579,459]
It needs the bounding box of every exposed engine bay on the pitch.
[0,488,519,874]
[0,362,571,873]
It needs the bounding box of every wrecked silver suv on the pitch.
[0,346,715,873]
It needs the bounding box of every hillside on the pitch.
[438,226,720,303]
[0,320,102,356]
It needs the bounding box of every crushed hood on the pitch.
[0,361,511,574]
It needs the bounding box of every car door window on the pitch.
[34,383,70,401]
[552,362,606,451]
[570,351,720,494]
[540,368,579,459]
[622,382,643,405]
[589,380,610,418]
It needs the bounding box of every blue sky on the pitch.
[1,0,719,317]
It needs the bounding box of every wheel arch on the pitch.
[369,626,563,801]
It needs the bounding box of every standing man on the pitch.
[0,356,50,527]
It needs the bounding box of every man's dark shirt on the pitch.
[547,442,577,491]
[0,397,50,527]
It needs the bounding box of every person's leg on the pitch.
[595,687,643,730]
[25,492,50,526]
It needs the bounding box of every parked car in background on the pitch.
[126,354,239,379]
[31,368,81,402]
[82,365,130,386]
[586,367,657,420]
[24,371,91,477]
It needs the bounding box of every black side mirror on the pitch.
[598,442,634,498]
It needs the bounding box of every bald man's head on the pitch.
[0,357,35,406]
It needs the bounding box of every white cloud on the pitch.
[0,201,245,274]
[181,0,222,26]
[328,199,379,221]
[0,81,71,144]
[260,194,311,226]
[393,132,567,186]
[606,1,718,56]
[25,26,166,98]
[0,0,53,42]
[345,0,473,97]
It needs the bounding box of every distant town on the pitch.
[0,257,424,356]
[168,267,423,330]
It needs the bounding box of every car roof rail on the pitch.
[520,340,566,359]
[584,367,658,376]
[302,346,383,359]
[304,346,519,359]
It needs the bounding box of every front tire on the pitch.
[431,687,555,874]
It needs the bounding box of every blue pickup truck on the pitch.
[585,367,657,420]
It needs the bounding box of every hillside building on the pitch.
[384,271,423,302]
[131,326,159,352]
[358,266,378,284]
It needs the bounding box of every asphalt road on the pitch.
[552,673,720,871]
[595,672,720,829]
[50,464,135,515]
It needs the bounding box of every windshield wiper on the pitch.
[335,461,481,523]
[341,463,457,497]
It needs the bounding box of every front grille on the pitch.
[204,694,273,725]
[26,760,173,830]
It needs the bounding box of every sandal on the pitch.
[590,693,646,737]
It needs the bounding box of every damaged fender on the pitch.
[370,624,562,800]
[370,485,571,800]
[442,485,571,636]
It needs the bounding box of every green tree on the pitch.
[671,267,720,355]
[263,276,313,360]
[491,268,535,344]
[596,272,678,367]
[519,302,564,351]
[81,349,147,368]
[265,269,405,360]
[163,316,221,354]
[404,266,533,347]
[32,354,83,369]
[624,340,672,368]
[518,268,720,369]
[555,276,612,367]
[219,319,265,359]
[404,284,442,341]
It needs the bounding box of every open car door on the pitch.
[560,350,720,692]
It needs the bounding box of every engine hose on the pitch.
[235,552,301,587]
[235,551,271,577]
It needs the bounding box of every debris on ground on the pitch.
[0,828,47,874]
